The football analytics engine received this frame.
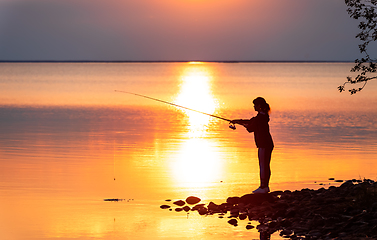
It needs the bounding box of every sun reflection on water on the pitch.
[174,64,218,138]
[171,63,224,193]
[172,138,223,189]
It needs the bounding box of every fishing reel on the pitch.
[229,122,236,130]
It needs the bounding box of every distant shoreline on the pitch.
[0,60,354,63]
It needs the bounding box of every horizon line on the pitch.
[0,60,355,63]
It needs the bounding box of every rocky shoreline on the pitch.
[160,179,377,239]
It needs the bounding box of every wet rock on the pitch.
[104,198,124,201]
[239,213,248,220]
[230,208,239,218]
[191,204,205,211]
[182,206,191,212]
[239,193,276,206]
[226,196,240,205]
[173,200,186,206]
[186,196,201,205]
[280,229,293,237]
[162,179,377,239]
[228,218,238,226]
[246,224,254,230]
[256,223,268,232]
[285,209,297,218]
[340,180,354,189]
[207,202,220,212]
[191,204,208,215]
[272,208,286,219]
[196,206,208,215]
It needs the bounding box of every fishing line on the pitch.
[115,90,236,130]
[111,135,116,181]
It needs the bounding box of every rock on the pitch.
[183,206,191,212]
[175,208,183,212]
[239,213,247,220]
[239,193,276,206]
[226,196,240,205]
[285,209,297,218]
[246,224,254,230]
[191,204,208,215]
[192,204,205,211]
[161,178,377,239]
[173,200,186,206]
[280,229,293,237]
[270,190,284,197]
[256,224,268,232]
[230,208,239,218]
[186,196,201,205]
[272,209,286,219]
[340,180,354,188]
[160,204,170,209]
[219,203,230,212]
[207,202,220,212]
[228,218,238,226]
[197,207,208,215]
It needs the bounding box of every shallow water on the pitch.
[0,62,376,239]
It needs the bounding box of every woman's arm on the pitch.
[231,119,250,126]
[231,118,256,133]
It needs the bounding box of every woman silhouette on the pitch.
[231,97,274,194]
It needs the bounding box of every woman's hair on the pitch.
[253,97,270,113]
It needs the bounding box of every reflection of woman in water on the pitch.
[231,97,274,194]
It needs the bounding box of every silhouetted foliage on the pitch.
[339,0,377,94]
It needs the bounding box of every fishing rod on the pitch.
[115,90,236,130]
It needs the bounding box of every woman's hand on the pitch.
[231,119,249,128]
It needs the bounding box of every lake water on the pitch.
[0,62,376,240]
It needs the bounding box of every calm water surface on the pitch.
[0,62,376,240]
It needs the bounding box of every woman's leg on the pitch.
[258,147,273,188]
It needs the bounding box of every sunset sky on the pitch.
[0,0,375,61]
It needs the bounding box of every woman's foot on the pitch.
[252,187,270,194]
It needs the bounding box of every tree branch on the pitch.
[340,0,377,94]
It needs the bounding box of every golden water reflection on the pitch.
[174,63,218,138]
[172,64,224,194]
[171,138,223,189]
